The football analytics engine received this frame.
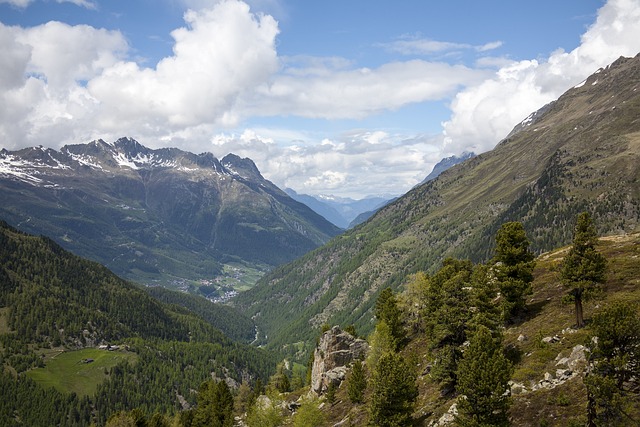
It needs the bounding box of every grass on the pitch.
[26,348,137,396]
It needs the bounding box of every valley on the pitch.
[0,50,639,426]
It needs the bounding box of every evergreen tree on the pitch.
[234,380,253,417]
[560,212,607,327]
[366,320,396,371]
[374,288,406,351]
[468,264,501,335]
[268,362,291,394]
[422,258,474,393]
[585,302,640,426]
[369,352,418,427]
[455,326,513,427]
[347,360,367,404]
[492,221,536,322]
[423,258,474,347]
[192,380,234,427]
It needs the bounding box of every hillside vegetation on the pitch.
[106,223,640,427]
[0,221,277,426]
[234,54,640,354]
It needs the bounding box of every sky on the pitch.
[1,0,640,198]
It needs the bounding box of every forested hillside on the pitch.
[145,286,256,343]
[92,220,640,427]
[0,221,277,426]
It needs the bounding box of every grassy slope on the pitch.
[26,348,137,396]
[306,233,640,426]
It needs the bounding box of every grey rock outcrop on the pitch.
[311,326,368,395]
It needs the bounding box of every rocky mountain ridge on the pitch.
[0,138,341,287]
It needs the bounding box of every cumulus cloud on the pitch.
[442,0,640,155]
[0,0,280,148]
[88,2,279,130]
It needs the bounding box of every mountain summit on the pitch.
[0,138,341,286]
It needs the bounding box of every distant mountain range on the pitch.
[285,154,474,230]
[234,54,640,351]
[0,138,341,286]
[285,189,391,229]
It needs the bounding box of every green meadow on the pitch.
[27,348,137,396]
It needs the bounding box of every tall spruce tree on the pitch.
[560,212,607,327]
[423,258,474,394]
[585,302,640,426]
[375,288,406,351]
[347,360,367,404]
[191,380,234,427]
[369,352,418,427]
[492,221,536,322]
[455,326,513,427]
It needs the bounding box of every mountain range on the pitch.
[285,189,391,229]
[234,53,640,352]
[286,154,473,230]
[0,138,341,287]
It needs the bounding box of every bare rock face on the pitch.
[311,326,368,395]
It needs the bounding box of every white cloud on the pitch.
[0,0,280,148]
[0,0,97,8]
[88,1,279,130]
[246,60,491,119]
[57,0,97,9]
[0,0,32,7]
[442,0,640,155]
[379,35,503,56]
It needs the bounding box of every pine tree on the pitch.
[369,352,418,427]
[492,221,535,322]
[192,380,234,427]
[374,288,406,351]
[468,264,501,336]
[455,326,512,427]
[422,258,474,394]
[347,360,367,404]
[268,363,291,394]
[585,301,640,425]
[560,212,607,327]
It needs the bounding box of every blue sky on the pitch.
[1,0,639,197]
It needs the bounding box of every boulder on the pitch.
[311,326,368,395]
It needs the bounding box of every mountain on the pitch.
[285,188,348,228]
[233,54,640,353]
[419,151,475,184]
[285,189,392,228]
[0,138,341,287]
[347,197,397,228]
[345,153,474,229]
